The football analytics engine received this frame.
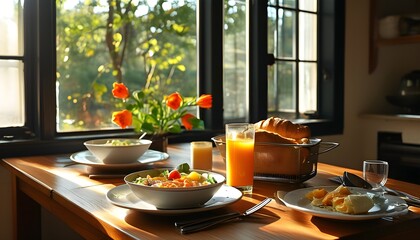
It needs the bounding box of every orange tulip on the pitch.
[181,113,195,130]
[166,92,182,110]
[196,94,212,109]
[112,109,132,129]
[112,82,129,99]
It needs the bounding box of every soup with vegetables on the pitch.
[132,163,218,188]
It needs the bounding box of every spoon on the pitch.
[139,132,147,139]
[342,171,372,189]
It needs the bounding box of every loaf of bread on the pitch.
[254,117,310,144]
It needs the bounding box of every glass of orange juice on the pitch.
[225,123,255,194]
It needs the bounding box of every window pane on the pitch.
[0,1,23,56]
[223,0,247,121]
[299,12,317,61]
[276,9,295,59]
[56,1,197,132]
[299,0,317,12]
[267,6,276,54]
[0,0,24,128]
[275,0,296,8]
[0,60,24,127]
[299,62,317,113]
[268,61,296,112]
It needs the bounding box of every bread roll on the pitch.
[255,130,298,144]
[254,117,310,144]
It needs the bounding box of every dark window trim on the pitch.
[198,0,224,132]
[313,0,345,136]
[249,0,268,123]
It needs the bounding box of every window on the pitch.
[223,0,247,122]
[267,0,318,118]
[0,0,344,157]
[265,0,345,136]
[0,1,24,128]
[56,1,198,132]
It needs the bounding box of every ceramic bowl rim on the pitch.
[84,138,152,148]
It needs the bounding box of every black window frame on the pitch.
[0,0,344,158]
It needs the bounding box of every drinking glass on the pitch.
[190,141,213,171]
[363,160,389,192]
[225,123,255,194]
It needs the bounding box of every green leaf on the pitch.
[167,124,182,133]
[176,163,190,174]
[191,118,205,130]
[141,122,155,133]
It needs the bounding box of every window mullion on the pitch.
[197,0,224,131]
[295,3,300,118]
[248,0,268,123]
[38,0,57,139]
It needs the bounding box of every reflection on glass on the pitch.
[0,1,23,56]
[277,9,295,59]
[0,60,24,127]
[299,0,317,12]
[299,12,317,61]
[0,0,24,128]
[267,6,276,55]
[271,0,296,8]
[268,61,296,113]
[298,62,317,113]
[223,0,247,121]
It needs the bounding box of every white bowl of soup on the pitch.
[84,138,152,164]
[124,164,225,209]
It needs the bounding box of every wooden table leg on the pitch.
[12,176,41,240]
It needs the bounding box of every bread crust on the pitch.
[254,117,310,144]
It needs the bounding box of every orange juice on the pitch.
[226,138,254,187]
[191,141,213,170]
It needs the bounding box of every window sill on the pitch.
[360,113,420,122]
[0,130,223,158]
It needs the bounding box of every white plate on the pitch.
[106,184,243,214]
[70,150,169,169]
[282,186,408,220]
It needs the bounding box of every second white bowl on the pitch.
[84,138,152,164]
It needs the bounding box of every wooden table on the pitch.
[2,143,420,239]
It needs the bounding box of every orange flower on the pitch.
[181,113,195,130]
[196,94,212,109]
[112,82,129,99]
[166,92,182,110]
[112,109,132,129]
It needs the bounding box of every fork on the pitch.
[176,197,272,234]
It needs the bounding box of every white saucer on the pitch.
[70,150,169,169]
[106,184,243,214]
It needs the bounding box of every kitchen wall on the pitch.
[1,0,420,239]
[319,0,420,170]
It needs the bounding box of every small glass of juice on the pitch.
[190,141,213,171]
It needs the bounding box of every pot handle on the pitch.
[317,142,339,155]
